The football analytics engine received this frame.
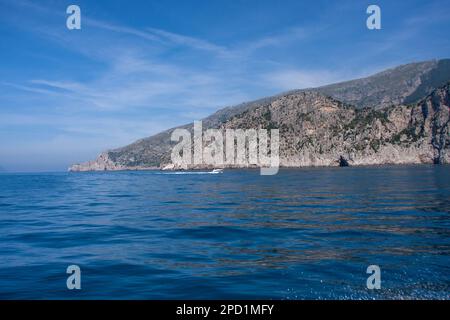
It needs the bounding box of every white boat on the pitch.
[210,169,223,174]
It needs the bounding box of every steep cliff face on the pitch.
[425,86,450,163]
[221,86,449,167]
[69,59,450,172]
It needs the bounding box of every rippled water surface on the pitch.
[0,166,449,299]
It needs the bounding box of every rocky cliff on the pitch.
[69,60,450,171]
[221,86,449,167]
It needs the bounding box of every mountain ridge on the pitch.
[69,59,450,171]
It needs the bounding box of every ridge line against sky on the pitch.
[0,0,449,171]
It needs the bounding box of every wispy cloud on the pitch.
[2,0,342,111]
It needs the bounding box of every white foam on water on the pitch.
[156,171,220,175]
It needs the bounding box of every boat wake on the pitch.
[157,169,224,175]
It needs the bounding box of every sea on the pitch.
[0,165,449,299]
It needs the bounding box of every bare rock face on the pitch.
[426,86,450,163]
[222,87,449,167]
[69,59,450,172]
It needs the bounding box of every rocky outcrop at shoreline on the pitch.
[69,152,125,172]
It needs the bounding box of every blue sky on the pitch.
[0,0,449,171]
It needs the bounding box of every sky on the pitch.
[0,0,449,172]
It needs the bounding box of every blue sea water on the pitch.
[0,166,449,299]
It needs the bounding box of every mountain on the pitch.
[69,59,450,171]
